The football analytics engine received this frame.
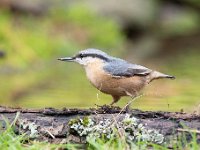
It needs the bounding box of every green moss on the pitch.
[68,118,80,126]
[82,116,90,127]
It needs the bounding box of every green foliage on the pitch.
[0,4,124,108]
[82,116,90,127]
[50,4,124,51]
[160,8,200,36]
[0,10,78,68]
[87,133,130,150]
[0,2,199,112]
[68,117,80,126]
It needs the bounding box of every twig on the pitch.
[96,83,102,102]
[116,94,144,118]
[177,128,200,134]
[45,130,55,139]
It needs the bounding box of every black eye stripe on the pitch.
[76,53,110,61]
[79,54,84,58]
[75,53,84,58]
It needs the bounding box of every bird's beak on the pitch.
[57,57,75,62]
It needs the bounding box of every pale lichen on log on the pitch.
[0,105,200,144]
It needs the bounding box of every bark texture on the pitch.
[0,105,199,144]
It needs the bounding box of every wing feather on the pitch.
[104,59,151,77]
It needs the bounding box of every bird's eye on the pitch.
[79,54,84,59]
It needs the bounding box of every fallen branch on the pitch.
[0,105,200,144]
[177,128,200,134]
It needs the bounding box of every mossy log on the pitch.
[0,105,200,144]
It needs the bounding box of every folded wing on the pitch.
[104,58,152,77]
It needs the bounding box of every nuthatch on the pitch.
[58,48,175,107]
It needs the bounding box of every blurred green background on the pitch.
[0,0,200,112]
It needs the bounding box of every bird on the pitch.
[58,48,175,109]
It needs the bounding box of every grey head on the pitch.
[58,48,112,66]
[58,48,152,77]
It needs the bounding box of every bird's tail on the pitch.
[149,71,175,82]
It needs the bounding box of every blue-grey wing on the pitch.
[103,59,151,77]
